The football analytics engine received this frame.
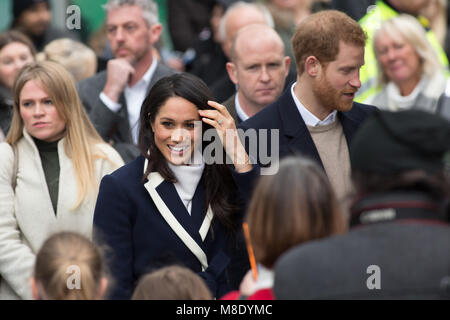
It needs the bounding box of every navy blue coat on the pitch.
[93,156,257,299]
[238,88,378,168]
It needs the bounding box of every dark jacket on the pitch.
[167,0,211,52]
[222,93,243,125]
[238,87,378,169]
[93,155,258,299]
[0,85,13,138]
[274,190,450,299]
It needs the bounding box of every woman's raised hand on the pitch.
[198,101,252,173]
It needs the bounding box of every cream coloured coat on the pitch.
[0,130,124,300]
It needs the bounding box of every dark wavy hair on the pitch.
[138,73,238,232]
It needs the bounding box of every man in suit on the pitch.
[274,110,450,299]
[77,0,174,162]
[211,1,274,102]
[223,24,290,124]
[239,10,377,202]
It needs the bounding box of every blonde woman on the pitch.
[36,38,97,82]
[367,14,447,112]
[32,232,108,300]
[0,61,123,300]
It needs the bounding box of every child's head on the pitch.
[132,265,212,300]
[32,232,108,300]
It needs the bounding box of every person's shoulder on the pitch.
[239,90,292,130]
[105,155,145,181]
[346,101,379,122]
[0,142,13,161]
[155,62,177,78]
[222,94,235,109]
[77,70,107,89]
[95,143,125,165]
[277,232,347,268]
[239,104,278,131]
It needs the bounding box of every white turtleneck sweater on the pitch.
[168,151,205,215]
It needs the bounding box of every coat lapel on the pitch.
[116,94,133,143]
[143,161,213,270]
[155,181,202,242]
[190,180,214,241]
[338,107,360,148]
[278,90,324,168]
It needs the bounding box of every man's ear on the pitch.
[304,56,321,77]
[284,56,291,78]
[226,62,238,85]
[149,23,163,44]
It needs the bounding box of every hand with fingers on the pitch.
[199,101,252,173]
[102,58,136,103]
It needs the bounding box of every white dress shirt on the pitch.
[234,94,250,122]
[290,82,337,127]
[100,58,158,144]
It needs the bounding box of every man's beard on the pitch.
[115,45,150,67]
[312,74,354,112]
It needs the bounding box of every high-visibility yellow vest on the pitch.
[356,0,449,103]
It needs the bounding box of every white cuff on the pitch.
[100,92,122,113]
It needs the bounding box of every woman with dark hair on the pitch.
[93,73,255,299]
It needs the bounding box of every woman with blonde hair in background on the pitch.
[32,232,108,300]
[0,61,123,300]
[36,38,98,82]
[221,156,346,300]
[367,14,447,113]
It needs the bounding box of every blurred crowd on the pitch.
[0,0,449,301]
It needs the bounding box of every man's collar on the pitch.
[290,82,337,127]
[127,57,158,89]
[234,93,250,122]
[142,57,158,84]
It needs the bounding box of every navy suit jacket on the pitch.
[238,87,378,168]
[93,156,257,299]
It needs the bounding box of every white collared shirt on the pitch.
[234,93,250,122]
[100,58,158,144]
[290,82,337,127]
